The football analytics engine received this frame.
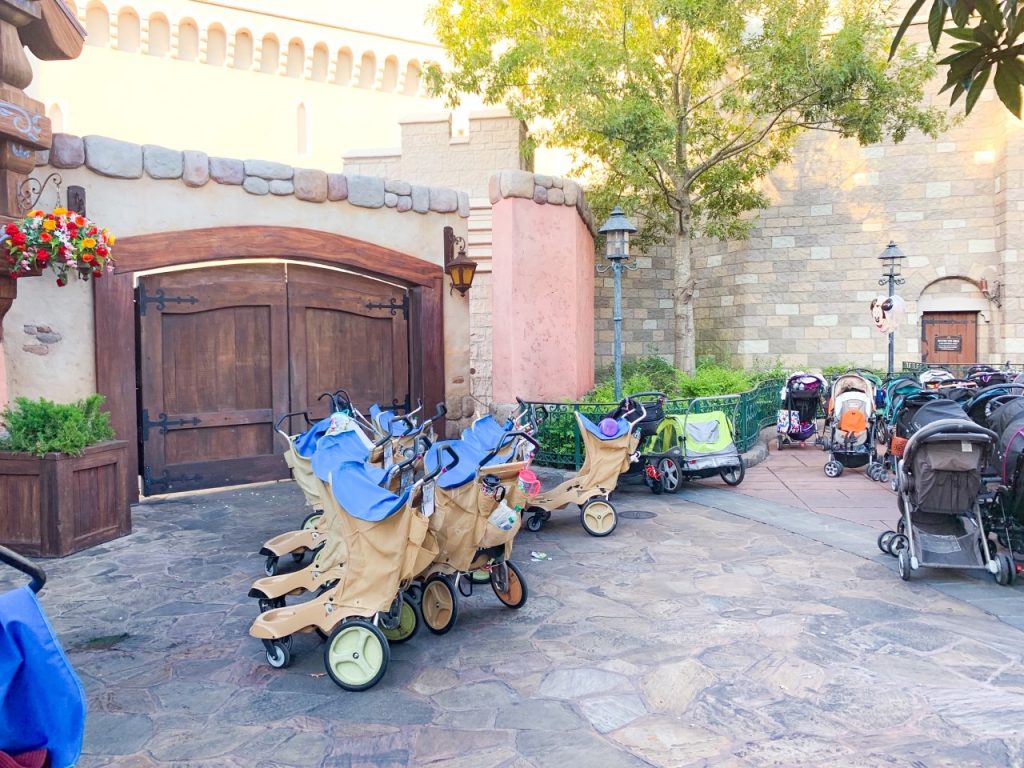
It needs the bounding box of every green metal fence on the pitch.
[523,378,785,469]
[901,361,1022,379]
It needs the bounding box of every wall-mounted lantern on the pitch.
[443,225,477,296]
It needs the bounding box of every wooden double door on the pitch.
[137,264,410,495]
[921,311,978,366]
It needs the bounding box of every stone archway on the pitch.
[917,277,993,366]
[95,225,445,501]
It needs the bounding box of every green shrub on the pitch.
[1,395,115,457]
[821,363,886,381]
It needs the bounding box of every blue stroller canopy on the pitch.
[328,461,410,522]
[293,414,335,458]
[461,415,510,453]
[0,585,86,768]
[311,431,387,486]
[579,413,631,441]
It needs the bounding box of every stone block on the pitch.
[269,180,294,195]
[810,204,832,216]
[384,179,412,195]
[36,332,62,344]
[327,173,348,201]
[385,192,399,207]
[548,188,565,205]
[22,344,48,356]
[969,239,995,253]
[347,175,386,208]
[242,176,269,195]
[457,191,470,218]
[412,185,430,213]
[243,159,293,180]
[499,169,535,199]
[143,145,183,179]
[534,174,553,189]
[926,181,951,198]
[84,136,143,179]
[35,150,49,166]
[853,172,878,186]
[562,180,579,206]
[429,187,459,213]
[210,157,244,185]
[813,315,838,327]
[397,195,413,212]
[775,304,799,315]
[488,174,501,204]
[50,134,84,169]
[772,236,795,248]
[293,169,328,202]
[182,150,210,187]
[533,185,548,204]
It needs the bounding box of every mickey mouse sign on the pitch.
[870,295,905,334]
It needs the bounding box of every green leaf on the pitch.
[892,0,930,56]
[952,2,972,25]
[929,0,949,48]
[1011,5,1024,42]
[944,26,981,40]
[950,41,982,50]
[976,0,1006,30]
[995,60,1024,116]
[966,64,992,112]
[949,79,968,104]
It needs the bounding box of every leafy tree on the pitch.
[426,0,943,373]
[892,0,1024,116]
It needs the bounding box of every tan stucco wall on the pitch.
[3,163,470,414]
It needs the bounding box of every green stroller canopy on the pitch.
[655,411,735,456]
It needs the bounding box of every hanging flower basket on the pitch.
[2,207,115,286]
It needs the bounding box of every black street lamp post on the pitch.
[597,206,639,401]
[878,240,906,378]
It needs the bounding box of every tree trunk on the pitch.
[672,209,696,375]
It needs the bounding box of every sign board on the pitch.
[935,336,962,353]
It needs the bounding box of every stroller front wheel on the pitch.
[720,459,745,487]
[877,531,895,555]
[324,619,390,691]
[897,549,912,581]
[380,593,421,644]
[264,555,280,577]
[525,513,545,533]
[265,639,291,669]
[491,560,528,609]
[421,574,459,635]
[824,461,843,478]
[580,498,617,537]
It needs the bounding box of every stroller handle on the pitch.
[423,444,459,484]
[480,430,541,467]
[0,544,45,594]
[318,392,345,412]
[624,391,667,401]
[274,410,313,439]
[624,401,648,427]
[383,453,419,487]
[421,402,448,429]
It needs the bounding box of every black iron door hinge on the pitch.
[143,466,203,496]
[140,409,201,442]
[365,295,409,320]
[138,285,200,316]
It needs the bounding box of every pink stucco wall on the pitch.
[491,197,595,402]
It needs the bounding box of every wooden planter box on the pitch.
[0,441,131,557]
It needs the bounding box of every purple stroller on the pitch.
[777,373,826,450]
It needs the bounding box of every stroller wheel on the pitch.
[890,476,899,493]
[525,513,545,533]
[875,468,889,484]
[380,593,421,644]
[777,436,784,451]
[657,457,682,494]
[897,549,912,581]
[264,555,280,577]
[888,534,909,558]
[580,498,617,537]
[301,512,322,530]
[720,459,745,487]
[324,619,390,692]
[824,461,843,478]
[995,554,1016,586]
[421,574,459,635]
[258,597,286,613]
[491,561,528,609]
[291,551,306,564]
[265,639,291,669]
[877,531,895,555]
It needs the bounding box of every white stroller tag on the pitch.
[383,443,394,469]
[961,442,972,453]
[422,483,435,517]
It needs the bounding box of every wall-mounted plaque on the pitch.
[935,336,962,352]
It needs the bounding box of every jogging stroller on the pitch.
[986,396,1024,570]
[823,371,884,480]
[524,398,647,537]
[644,402,745,493]
[881,408,1013,584]
[777,373,826,449]
[249,445,458,691]
[0,546,86,768]
[415,430,538,635]
[919,368,956,389]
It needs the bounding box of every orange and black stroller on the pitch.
[822,371,884,480]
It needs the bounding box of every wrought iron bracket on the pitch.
[877,275,906,288]
[140,409,202,442]
[143,466,203,495]
[365,295,409,320]
[596,259,640,274]
[138,285,200,316]
[17,172,62,214]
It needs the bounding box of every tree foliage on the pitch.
[427,0,943,372]
[892,0,1024,117]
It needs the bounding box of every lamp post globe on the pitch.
[598,206,639,401]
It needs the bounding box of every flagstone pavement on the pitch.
[5,445,1024,768]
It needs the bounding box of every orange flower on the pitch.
[81,237,97,249]
[75,216,86,227]
[29,210,43,218]
[39,232,52,243]
[42,220,56,231]
[82,252,95,263]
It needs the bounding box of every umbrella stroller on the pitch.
[249,445,458,691]
[415,431,539,635]
[0,546,86,768]
[523,398,647,537]
[776,373,826,449]
[882,411,1013,584]
[823,371,884,480]
[644,403,745,493]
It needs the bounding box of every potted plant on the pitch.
[0,395,130,556]
[2,207,115,285]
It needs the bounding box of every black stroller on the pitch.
[777,373,825,450]
[0,546,86,767]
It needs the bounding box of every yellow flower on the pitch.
[53,207,68,216]
[108,234,116,245]
[81,237,97,249]
[42,220,56,231]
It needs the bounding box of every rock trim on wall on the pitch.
[38,134,471,219]
[487,170,594,232]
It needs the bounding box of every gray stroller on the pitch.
[888,405,1013,584]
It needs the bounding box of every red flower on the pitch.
[88,227,97,235]
[8,272,17,279]
[96,246,108,256]
[82,252,95,263]
[11,232,25,246]
[56,278,65,287]
[92,270,102,279]
[4,223,18,236]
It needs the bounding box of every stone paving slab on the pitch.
[3,475,1024,767]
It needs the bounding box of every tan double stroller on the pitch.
[412,427,540,635]
[249,444,459,691]
[523,401,647,536]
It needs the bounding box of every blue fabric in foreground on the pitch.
[0,586,86,768]
[328,461,410,521]
[461,415,507,452]
[579,413,630,441]
[425,440,487,489]
[293,415,334,458]
[311,432,388,485]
